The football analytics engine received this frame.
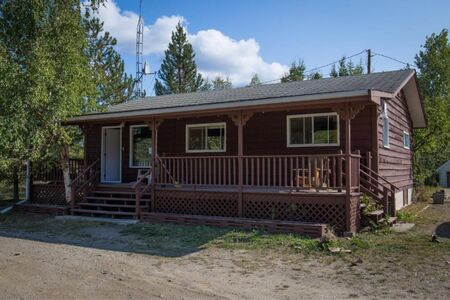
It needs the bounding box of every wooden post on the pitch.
[150,118,158,213]
[344,103,352,233]
[229,111,253,218]
[237,112,244,217]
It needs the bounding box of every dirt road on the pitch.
[0,198,449,299]
[0,233,355,299]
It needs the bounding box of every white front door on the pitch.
[101,127,122,183]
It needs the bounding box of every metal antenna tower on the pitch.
[135,0,144,97]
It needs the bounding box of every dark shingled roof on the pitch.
[106,69,414,114]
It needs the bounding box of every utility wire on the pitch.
[259,49,368,85]
[371,51,417,68]
[258,49,417,85]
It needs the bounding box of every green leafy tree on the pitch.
[249,73,261,86]
[83,9,134,109]
[0,0,100,202]
[281,60,306,82]
[155,22,204,95]
[330,56,364,77]
[211,76,232,90]
[413,29,450,183]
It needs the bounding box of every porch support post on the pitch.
[344,103,352,233]
[238,113,244,217]
[230,111,253,218]
[81,125,91,169]
[335,102,365,233]
[151,119,157,213]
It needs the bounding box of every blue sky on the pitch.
[96,0,450,95]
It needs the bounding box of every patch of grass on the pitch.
[396,211,416,223]
[209,229,326,253]
[0,214,107,237]
[121,223,333,254]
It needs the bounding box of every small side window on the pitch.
[403,131,411,149]
[381,99,390,148]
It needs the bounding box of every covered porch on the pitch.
[28,96,386,235]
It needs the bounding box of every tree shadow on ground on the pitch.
[435,222,450,239]
[0,212,233,257]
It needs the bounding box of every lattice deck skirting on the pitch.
[155,189,352,232]
[31,184,66,206]
[141,212,328,238]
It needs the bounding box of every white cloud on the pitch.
[96,1,288,86]
[190,29,288,85]
[96,1,183,55]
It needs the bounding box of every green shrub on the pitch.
[360,193,382,214]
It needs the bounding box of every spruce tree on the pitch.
[155,22,204,95]
[84,9,134,109]
[281,60,306,82]
[330,56,364,77]
[249,74,261,86]
[212,76,232,90]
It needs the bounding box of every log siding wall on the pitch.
[85,104,378,183]
[377,91,414,188]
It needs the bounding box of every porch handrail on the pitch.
[360,163,399,191]
[69,159,99,213]
[69,159,99,187]
[132,167,152,218]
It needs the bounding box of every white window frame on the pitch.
[286,112,340,147]
[129,124,152,168]
[403,131,411,149]
[381,99,390,148]
[185,122,227,153]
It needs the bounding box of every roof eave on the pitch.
[64,89,370,125]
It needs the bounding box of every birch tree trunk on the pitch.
[59,145,72,204]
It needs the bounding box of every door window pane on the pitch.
[131,126,151,167]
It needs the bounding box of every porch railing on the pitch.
[32,159,85,183]
[156,153,360,192]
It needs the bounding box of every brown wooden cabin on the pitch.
[27,70,425,236]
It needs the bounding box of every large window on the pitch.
[287,113,339,147]
[381,99,390,148]
[129,125,152,167]
[186,123,226,153]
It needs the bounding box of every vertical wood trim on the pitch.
[371,104,379,173]
[150,119,157,213]
[344,104,352,232]
[237,111,244,217]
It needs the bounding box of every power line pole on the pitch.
[367,49,372,74]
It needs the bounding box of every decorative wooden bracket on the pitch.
[146,118,163,130]
[334,103,365,120]
[229,111,254,126]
